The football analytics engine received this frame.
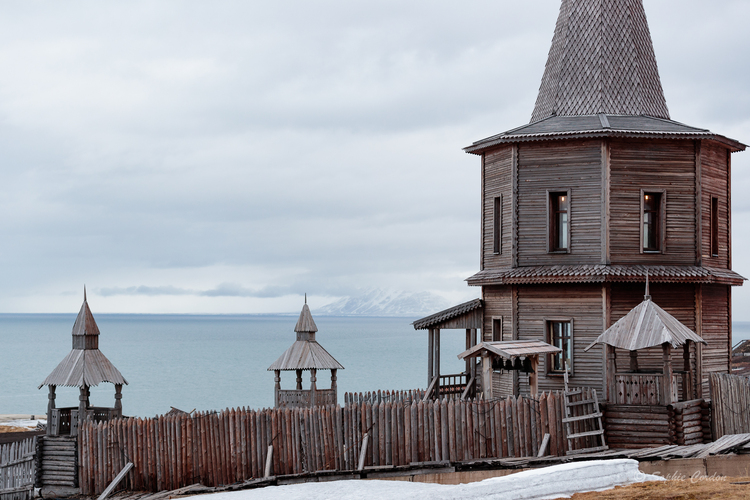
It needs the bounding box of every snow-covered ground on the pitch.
[0,415,46,430]
[189,459,662,500]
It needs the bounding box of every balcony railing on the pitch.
[277,388,337,408]
[48,406,123,436]
[614,372,685,405]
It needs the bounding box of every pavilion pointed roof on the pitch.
[39,291,127,388]
[531,0,669,122]
[585,297,706,352]
[295,303,318,334]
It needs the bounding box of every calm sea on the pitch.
[0,314,468,417]
[2,314,749,418]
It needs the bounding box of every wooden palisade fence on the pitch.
[343,390,426,406]
[710,372,750,439]
[79,392,570,495]
[0,437,36,500]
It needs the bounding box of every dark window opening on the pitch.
[492,317,503,342]
[549,192,569,251]
[493,196,502,254]
[548,321,572,374]
[711,197,719,257]
[642,192,661,252]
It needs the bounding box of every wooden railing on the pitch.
[277,388,336,408]
[344,389,426,406]
[423,373,471,401]
[0,437,36,500]
[614,372,680,405]
[49,407,123,436]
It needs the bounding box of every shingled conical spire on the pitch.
[531,0,669,122]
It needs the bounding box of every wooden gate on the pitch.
[0,437,36,500]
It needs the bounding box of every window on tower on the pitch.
[549,191,570,252]
[641,191,664,252]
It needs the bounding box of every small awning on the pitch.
[584,297,707,352]
[458,340,561,361]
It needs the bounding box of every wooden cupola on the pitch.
[268,298,344,408]
[39,288,127,436]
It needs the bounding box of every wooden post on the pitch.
[310,369,317,407]
[482,353,492,400]
[47,385,56,436]
[114,384,122,415]
[683,342,692,401]
[663,343,674,405]
[529,356,539,396]
[264,445,273,477]
[274,370,281,408]
[78,385,88,435]
[435,328,441,387]
[606,345,616,403]
[629,351,638,372]
[428,329,434,387]
[296,369,303,390]
[331,369,338,402]
[471,329,478,382]
[465,329,471,375]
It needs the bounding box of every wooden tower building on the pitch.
[464,0,746,401]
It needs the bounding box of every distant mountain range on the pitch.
[314,289,454,317]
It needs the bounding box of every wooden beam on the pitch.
[482,353,493,400]
[529,356,539,396]
[511,144,519,268]
[662,343,674,405]
[97,462,134,500]
[435,328,441,381]
[428,329,434,387]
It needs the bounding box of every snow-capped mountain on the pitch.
[314,289,452,317]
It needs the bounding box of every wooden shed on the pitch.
[268,301,343,408]
[39,290,127,437]
[462,0,745,401]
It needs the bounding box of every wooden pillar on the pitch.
[471,329,478,381]
[662,343,674,405]
[427,329,434,387]
[296,369,303,390]
[310,369,317,407]
[77,385,88,436]
[629,350,639,372]
[465,329,471,375]
[606,345,616,403]
[331,368,337,392]
[274,370,281,408]
[683,342,692,401]
[114,384,122,416]
[435,328,441,381]
[481,353,492,400]
[529,356,539,396]
[47,386,56,436]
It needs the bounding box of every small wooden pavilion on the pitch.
[412,299,483,400]
[268,301,343,408]
[39,290,127,437]
[585,282,707,406]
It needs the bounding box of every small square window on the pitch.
[547,320,572,374]
[549,191,570,252]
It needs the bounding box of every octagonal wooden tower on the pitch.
[465,0,746,401]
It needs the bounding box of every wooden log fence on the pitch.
[79,392,569,496]
[710,372,750,439]
[344,390,426,406]
[0,438,36,500]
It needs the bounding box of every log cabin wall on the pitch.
[701,284,731,396]
[609,283,698,375]
[609,139,696,265]
[515,284,604,396]
[516,140,603,266]
[700,141,731,268]
[482,145,514,269]
[481,285,514,396]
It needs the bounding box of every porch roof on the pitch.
[412,299,483,330]
[458,340,561,361]
[584,297,706,352]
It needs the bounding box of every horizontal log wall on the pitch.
[517,140,603,266]
[483,146,513,269]
[702,286,731,396]
[709,373,750,439]
[700,141,730,268]
[78,393,569,496]
[609,139,696,265]
[482,285,514,395]
[0,437,35,500]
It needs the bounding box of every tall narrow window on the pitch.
[549,192,569,251]
[493,196,502,254]
[548,320,572,374]
[492,317,503,342]
[642,192,662,252]
[711,197,719,257]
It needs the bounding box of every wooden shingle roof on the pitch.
[465,114,746,154]
[268,302,343,371]
[467,265,745,287]
[412,299,483,330]
[40,294,127,388]
[585,297,706,352]
[458,340,561,361]
[531,0,669,122]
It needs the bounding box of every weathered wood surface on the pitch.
[710,373,750,438]
[0,437,35,500]
[79,393,569,495]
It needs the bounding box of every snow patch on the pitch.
[187,459,662,500]
[315,289,451,317]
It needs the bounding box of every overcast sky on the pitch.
[0,0,749,316]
